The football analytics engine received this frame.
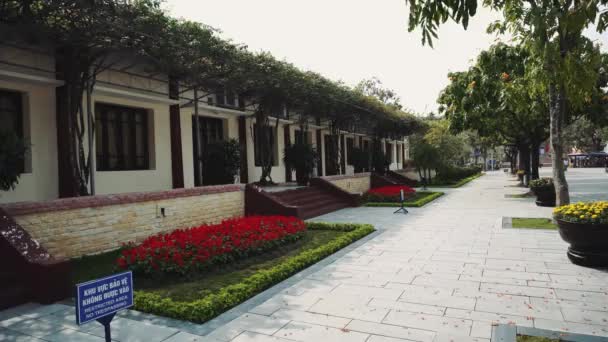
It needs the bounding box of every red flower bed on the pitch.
[364,185,416,202]
[117,216,306,275]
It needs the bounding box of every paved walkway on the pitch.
[2,169,608,341]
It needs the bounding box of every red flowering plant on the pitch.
[363,185,416,203]
[116,216,306,275]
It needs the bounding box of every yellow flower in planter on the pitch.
[554,201,608,224]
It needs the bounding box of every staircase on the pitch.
[245,178,360,220]
[270,186,351,219]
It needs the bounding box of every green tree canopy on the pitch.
[0,0,426,192]
[406,0,608,204]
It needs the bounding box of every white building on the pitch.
[0,43,410,204]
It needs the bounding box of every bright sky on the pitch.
[164,0,607,114]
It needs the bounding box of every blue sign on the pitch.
[75,271,133,325]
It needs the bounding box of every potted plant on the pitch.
[202,139,241,185]
[529,178,555,207]
[516,169,524,182]
[553,201,608,266]
[283,143,318,185]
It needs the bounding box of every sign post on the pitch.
[393,189,409,214]
[75,271,134,342]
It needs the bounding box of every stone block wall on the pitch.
[1,185,245,259]
[396,168,436,181]
[322,173,371,194]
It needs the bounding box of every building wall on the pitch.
[90,93,174,195]
[0,78,59,203]
[6,185,245,258]
[179,104,242,187]
[0,44,412,203]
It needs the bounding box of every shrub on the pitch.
[433,165,481,185]
[283,143,318,185]
[133,223,375,323]
[363,185,416,202]
[530,178,554,194]
[0,131,27,191]
[202,139,241,185]
[117,216,306,275]
[411,141,441,182]
[350,147,370,173]
[553,201,608,224]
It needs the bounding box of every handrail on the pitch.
[309,177,361,207]
[0,208,70,305]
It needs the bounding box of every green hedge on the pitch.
[133,222,374,323]
[450,173,483,187]
[428,172,483,188]
[365,191,444,207]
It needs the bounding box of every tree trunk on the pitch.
[516,144,531,186]
[549,82,570,205]
[531,143,540,180]
[511,155,516,174]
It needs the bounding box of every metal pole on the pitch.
[86,78,95,195]
[103,322,111,342]
[193,88,203,186]
[96,312,115,342]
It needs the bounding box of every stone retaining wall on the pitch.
[1,185,245,259]
[322,173,371,194]
[395,168,435,181]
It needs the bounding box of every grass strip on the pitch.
[511,218,557,230]
[517,335,559,342]
[364,191,444,208]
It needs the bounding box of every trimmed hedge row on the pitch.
[448,173,483,188]
[364,191,444,208]
[133,222,375,323]
[427,173,483,188]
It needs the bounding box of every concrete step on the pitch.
[300,201,350,219]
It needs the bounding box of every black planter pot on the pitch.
[557,219,608,267]
[533,189,556,207]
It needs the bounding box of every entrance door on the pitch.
[192,116,223,186]
[324,135,338,176]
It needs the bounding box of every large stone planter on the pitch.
[557,219,608,267]
[533,189,555,207]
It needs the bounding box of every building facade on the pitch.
[0,43,409,204]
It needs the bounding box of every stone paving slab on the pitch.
[199,169,608,341]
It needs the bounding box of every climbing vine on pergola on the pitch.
[1,0,424,193]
